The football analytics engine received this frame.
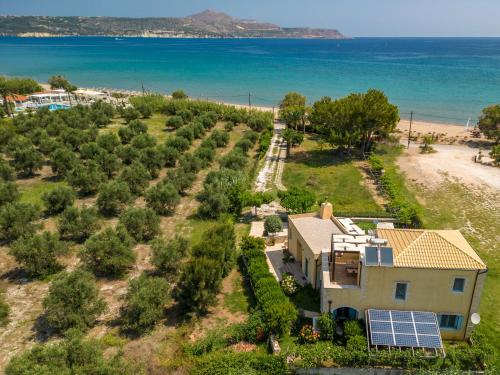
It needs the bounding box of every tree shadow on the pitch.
[0,267,34,284]
[31,313,58,343]
[290,148,357,168]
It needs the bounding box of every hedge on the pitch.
[241,236,297,336]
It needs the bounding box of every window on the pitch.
[395,282,408,301]
[305,258,309,277]
[439,314,463,330]
[452,278,465,293]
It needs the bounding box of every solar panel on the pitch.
[380,247,394,266]
[395,334,418,347]
[393,322,414,334]
[367,309,443,350]
[418,334,442,349]
[412,311,436,324]
[415,323,438,335]
[365,247,378,265]
[372,332,395,346]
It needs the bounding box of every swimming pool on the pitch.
[47,103,71,111]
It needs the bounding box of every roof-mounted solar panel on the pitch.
[379,247,394,266]
[365,246,378,265]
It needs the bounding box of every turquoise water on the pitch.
[1,37,499,124]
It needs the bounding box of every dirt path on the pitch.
[255,122,286,191]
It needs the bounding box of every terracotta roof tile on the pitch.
[377,228,486,270]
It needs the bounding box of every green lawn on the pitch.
[19,180,69,206]
[223,271,252,314]
[414,182,500,367]
[282,136,384,214]
[142,114,171,143]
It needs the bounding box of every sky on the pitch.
[1,0,499,37]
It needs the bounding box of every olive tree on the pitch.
[120,274,170,334]
[42,186,75,215]
[145,182,180,215]
[119,161,151,195]
[264,215,283,235]
[0,202,39,242]
[42,269,106,332]
[58,206,99,243]
[10,232,68,278]
[0,181,19,206]
[96,181,133,216]
[80,226,135,278]
[119,207,160,243]
[151,235,189,274]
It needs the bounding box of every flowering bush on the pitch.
[281,273,298,296]
[300,324,320,344]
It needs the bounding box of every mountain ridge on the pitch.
[0,10,346,39]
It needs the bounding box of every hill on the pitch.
[0,10,346,39]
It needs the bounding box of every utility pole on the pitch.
[407,111,413,149]
[248,93,251,110]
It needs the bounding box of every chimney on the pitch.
[320,202,333,220]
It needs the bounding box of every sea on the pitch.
[1,37,499,125]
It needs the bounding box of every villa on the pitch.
[286,203,487,342]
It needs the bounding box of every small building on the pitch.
[28,89,70,105]
[287,203,487,341]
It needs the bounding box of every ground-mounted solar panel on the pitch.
[415,323,438,335]
[371,332,395,346]
[391,310,412,322]
[395,333,418,347]
[367,309,443,351]
[412,311,437,324]
[418,334,442,349]
[393,322,414,334]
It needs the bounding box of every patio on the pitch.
[265,244,307,286]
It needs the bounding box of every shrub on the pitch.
[58,206,99,242]
[118,119,147,144]
[131,133,156,149]
[42,186,75,215]
[176,126,195,142]
[171,90,188,100]
[166,168,196,194]
[300,324,320,344]
[264,215,283,234]
[191,219,236,278]
[280,273,298,296]
[0,290,8,326]
[10,232,68,278]
[317,313,334,340]
[0,202,39,242]
[67,161,107,195]
[122,107,141,123]
[219,149,247,170]
[179,153,202,174]
[368,154,384,174]
[116,144,140,165]
[138,146,163,178]
[247,111,273,132]
[121,274,170,334]
[80,226,135,278]
[278,187,316,214]
[145,182,180,215]
[174,257,222,316]
[96,133,120,153]
[151,235,189,274]
[165,115,183,130]
[191,351,289,375]
[42,269,106,332]
[119,161,151,195]
[159,145,180,167]
[210,129,230,147]
[165,136,190,152]
[51,147,78,177]
[343,319,364,338]
[0,181,19,206]
[242,236,297,336]
[97,181,133,216]
[176,108,193,123]
[224,121,234,131]
[235,138,253,153]
[0,159,15,181]
[5,331,127,375]
[119,207,160,242]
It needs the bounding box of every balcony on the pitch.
[330,251,360,286]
